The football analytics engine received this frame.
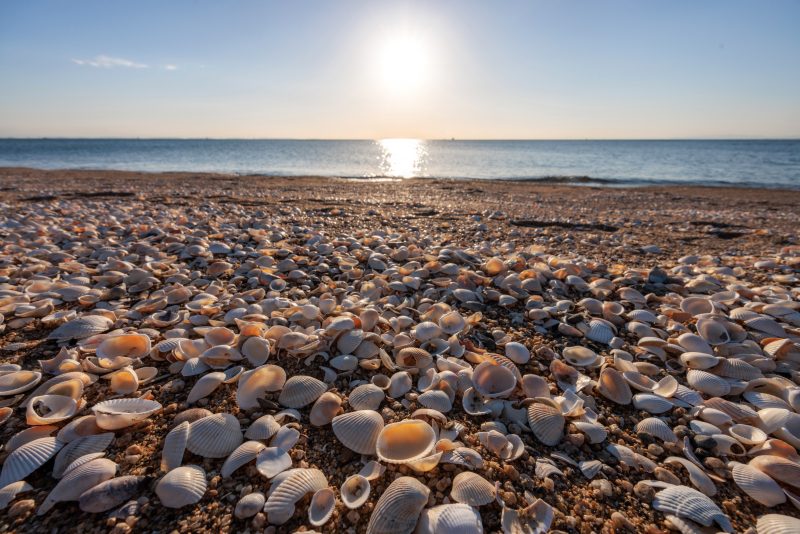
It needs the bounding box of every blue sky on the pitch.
[1,0,798,139]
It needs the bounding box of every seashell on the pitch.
[729,424,767,446]
[308,487,335,526]
[388,371,413,397]
[672,384,704,407]
[186,372,226,404]
[5,426,57,453]
[161,421,190,472]
[679,351,721,370]
[256,446,292,478]
[221,441,266,478]
[26,394,78,425]
[418,389,453,412]
[306,391,341,427]
[441,447,484,469]
[330,354,358,371]
[472,360,516,399]
[562,346,600,367]
[712,433,747,456]
[0,370,42,396]
[38,458,116,515]
[52,432,114,478]
[204,326,236,346]
[366,476,430,534]
[652,485,732,532]
[521,374,550,399]
[107,366,139,394]
[756,514,800,534]
[245,414,281,440]
[686,369,731,397]
[181,357,211,377]
[0,480,33,510]
[48,315,113,341]
[234,492,265,519]
[744,391,791,411]
[332,410,384,455]
[96,333,151,361]
[187,413,243,458]
[730,462,786,507]
[704,397,758,424]
[270,425,300,452]
[92,398,162,430]
[341,474,371,509]
[173,407,212,426]
[395,347,433,369]
[56,415,103,444]
[500,497,554,534]
[712,358,762,381]
[579,459,604,478]
[349,384,385,411]
[264,468,328,525]
[413,321,443,342]
[636,417,678,443]
[0,436,63,488]
[681,297,715,317]
[633,393,673,414]
[416,503,483,534]
[527,401,565,446]
[586,319,615,344]
[749,455,800,489]
[439,310,466,335]
[696,317,731,346]
[199,344,241,368]
[505,342,530,364]
[690,420,721,435]
[653,376,678,397]
[597,368,632,405]
[156,464,207,508]
[236,364,286,410]
[745,316,785,337]
[572,421,607,444]
[663,457,716,496]
[677,333,714,355]
[278,375,327,409]
[450,471,496,506]
[376,419,436,464]
[337,329,364,354]
[241,336,271,366]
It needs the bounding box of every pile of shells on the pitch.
[1,193,799,533]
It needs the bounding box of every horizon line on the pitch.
[1,136,799,142]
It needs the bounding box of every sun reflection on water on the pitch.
[378,138,427,178]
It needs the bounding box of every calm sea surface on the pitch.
[0,139,798,188]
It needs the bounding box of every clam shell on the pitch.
[156,464,207,508]
[332,410,384,455]
[572,421,607,444]
[221,441,266,478]
[729,424,767,446]
[696,317,731,346]
[271,425,300,451]
[0,436,63,488]
[308,487,336,526]
[78,475,146,513]
[161,421,190,472]
[186,372,226,404]
[376,419,436,464]
[256,446,292,478]
[5,426,57,453]
[633,393,674,414]
[310,392,343,426]
[341,474,371,509]
[349,384,385,411]
[562,346,600,367]
[38,458,116,515]
[472,360,516,399]
[234,492,265,519]
[686,369,731,397]
[26,394,78,425]
[92,398,162,430]
[680,352,721,370]
[48,315,113,341]
[730,461,786,507]
[395,347,433,369]
[241,337,271,366]
[586,319,615,344]
[187,413,243,458]
[278,375,327,409]
[264,468,327,525]
[527,401,565,446]
[441,447,484,469]
[597,368,632,405]
[52,432,114,478]
[96,333,151,360]
[236,364,286,410]
[56,415,103,443]
[663,457,716,496]
[418,389,453,412]
[388,371,413,398]
[677,333,714,354]
[652,485,732,532]
[450,471,496,506]
[636,417,678,443]
[0,480,33,510]
[749,455,800,489]
[0,370,42,396]
[757,514,800,534]
[245,414,281,440]
[505,342,530,364]
[366,476,430,534]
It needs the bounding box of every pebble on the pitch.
[633,481,655,502]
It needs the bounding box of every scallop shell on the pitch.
[48,315,113,341]
[686,369,731,397]
[236,364,287,410]
[450,471,496,506]
[572,421,607,444]
[749,455,800,489]
[0,436,63,487]
[0,480,33,510]
[38,458,117,515]
[26,394,78,425]
[472,360,516,399]
[156,464,207,508]
[730,462,786,507]
[187,413,243,458]
[52,432,114,478]
[597,368,632,405]
[234,491,265,519]
[729,424,767,446]
[308,487,336,526]
[418,389,453,412]
[5,426,57,453]
[527,401,565,446]
[696,317,731,346]
[376,419,436,464]
[264,468,328,525]
[677,333,714,354]
[680,351,721,370]
[78,475,146,513]
[756,514,800,534]
[341,474,371,509]
[186,372,226,404]
[310,392,342,426]
[92,398,162,430]
[245,414,281,440]
[278,375,327,409]
[366,476,430,534]
[221,440,266,478]
[332,410,384,455]
[256,446,292,478]
[161,420,190,472]
[636,417,678,443]
[0,370,42,396]
[349,384,385,411]
[652,485,732,532]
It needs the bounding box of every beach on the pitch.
[1,167,799,533]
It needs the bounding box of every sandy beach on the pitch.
[1,167,799,533]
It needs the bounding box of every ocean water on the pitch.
[0,138,798,188]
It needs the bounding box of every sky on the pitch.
[1,0,799,139]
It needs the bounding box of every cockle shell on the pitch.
[55,415,103,443]
[241,336,271,366]
[749,455,800,489]
[450,471,496,506]
[38,458,116,514]
[388,371,413,397]
[597,368,632,405]
[256,447,292,478]
[161,421,190,472]
[416,503,483,534]
[186,372,226,404]
[395,347,433,369]
[52,432,114,478]
[96,333,151,360]
[220,441,266,478]
[500,497,554,534]
[439,311,466,335]
[696,317,731,346]
[756,514,800,534]
[586,319,615,344]
[663,457,716,496]
[308,487,336,526]
[187,413,243,458]
[0,436,63,488]
[109,367,139,394]
[5,426,57,453]
[562,346,600,367]
[636,417,678,443]
[572,421,607,444]
[505,342,530,364]
[332,410,385,455]
[234,492,265,519]
[349,384,385,411]
[245,414,281,440]
[652,485,732,532]
[156,464,207,508]
[527,401,565,446]
[236,364,286,410]
[0,481,33,510]
[264,468,328,525]
[418,389,453,412]
[278,375,327,408]
[341,474,371,509]
[633,393,673,414]
[92,398,162,430]
[687,369,731,397]
[366,476,430,534]
[730,461,786,507]
[472,360,516,399]
[310,392,342,426]
[48,315,113,341]
[376,419,436,464]
[26,394,78,425]
[680,352,721,370]
[0,370,42,396]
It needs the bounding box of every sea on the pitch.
[0,138,798,188]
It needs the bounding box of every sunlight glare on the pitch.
[378,138,426,178]
[379,33,429,92]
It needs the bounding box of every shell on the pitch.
[38,458,116,515]
[749,456,800,489]
[756,514,800,534]
[234,492,265,519]
[241,337,271,366]
[186,372,226,404]
[256,446,292,478]
[308,487,336,526]
[186,413,243,458]
[349,384,385,411]
[5,426,57,453]
[680,351,721,370]
[663,457,716,496]
[730,461,786,507]
[0,481,33,510]
[472,360,516,399]
[527,401,565,446]
[572,421,607,444]
[332,410,385,455]
[562,346,600,367]
[92,398,162,430]
[0,370,42,396]
[366,476,430,534]
[500,498,554,534]
[395,347,433,369]
[55,416,101,446]
[652,485,732,532]
[221,441,266,478]
[310,392,342,426]
[245,414,281,440]
[696,317,731,346]
[686,369,731,397]
[633,393,674,414]
[48,315,113,341]
[635,417,678,443]
[26,394,78,425]
[417,504,483,534]
[0,436,63,488]
[161,421,190,472]
[439,310,466,335]
[52,432,114,478]
[505,342,530,364]
[155,464,207,508]
[236,364,286,410]
[597,368,632,405]
[96,333,151,360]
[388,371,413,397]
[341,474,371,509]
[677,333,714,354]
[376,419,436,464]
[78,475,146,513]
[729,424,767,446]
[450,471,496,506]
[278,375,327,408]
[418,389,453,412]
[271,425,300,451]
[585,319,615,344]
[264,468,328,525]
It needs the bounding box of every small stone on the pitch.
[503,464,519,481]
[8,499,35,518]
[125,444,143,456]
[347,510,360,524]
[654,467,681,485]
[251,513,266,529]
[612,511,635,530]
[633,481,655,502]
[647,443,664,457]
[589,479,613,498]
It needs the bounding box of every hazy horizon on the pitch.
[2,0,799,139]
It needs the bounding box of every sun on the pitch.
[378,33,429,92]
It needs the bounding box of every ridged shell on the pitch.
[677,333,714,355]
[418,389,453,412]
[712,358,762,380]
[156,464,207,508]
[310,392,342,426]
[332,410,384,455]
[686,369,731,397]
[527,402,565,446]
[0,370,42,395]
[417,503,483,534]
[236,364,286,410]
[388,371,413,398]
[245,414,281,440]
[729,424,767,446]
[0,480,33,510]
[757,514,800,534]
[38,458,116,514]
[234,491,265,519]
[366,476,430,534]
[472,360,516,399]
[562,346,600,367]
[256,446,292,478]
[633,393,673,414]
[663,457,716,496]
[278,375,327,408]
[78,475,146,513]
[186,372,225,404]
[395,347,433,369]
[308,487,336,526]
[0,436,63,488]
[96,333,151,360]
[161,421,190,472]
[6,427,58,453]
[221,441,266,478]
[241,336,271,366]
[652,485,732,532]
[349,384,385,411]
[187,413,243,458]
[53,432,114,478]
[505,342,530,364]
[636,417,678,443]
[597,368,632,405]
[341,474,371,509]
[586,319,615,344]
[680,351,721,370]
[48,315,112,340]
[376,419,436,464]
[264,468,328,525]
[730,462,786,507]
[704,397,759,424]
[749,456,800,489]
[92,398,162,430]
[572,421,607,444]
[450,471,496,506]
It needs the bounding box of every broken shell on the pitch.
[450,471,496,506]
[245,414,281,440]
[156,464,207,508]
[332,410,385,455]
[376,419,436,464]
[26,394,78,425]
[256,447,292,478]
[366,476,430,534]
[597,368,632,405]
[186,413,243,458]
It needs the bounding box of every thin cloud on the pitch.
[71,55,148,69]
[163,64,178,71]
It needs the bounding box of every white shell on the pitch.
[388,371,413,398]
[38,458,116,515]
[472,361,516,399]
[310,392,343,426]
[332,410,384,455]
[78,475,146,513]
[264,468,328,525]
[450,471,496,506]
[376,419,436,464]
[186,413,243,458]
[756,514,800,534]
[0,436,63,488]
[527,401,565,446]
[663,456,716,496]
[687,369,731,397]
[26,394,78,425]
[161,421,190,472]
[278,375,327,408]
[597,368,632,405]
[186,372,226,404]
[234,492,265,519]
[256,446,292,478]
[221,441,266,478]
[730,461,786,507]
[0,481,33,510]
[349,384,385,411]
[505,342,530,364]
[341,474,370,509]
[633,393,673,414]
[91,398,162,430]
[418,389,453,412]
[308,487,336,526]
[366,476,430,534]
[48,315,113,341]
[0,370,42,396]
[416,504,483,534]
[635,417,678,443]
[652,485,732,532]
[52,432,114,478]
[245,414,281,440]
[156,464,207,508]
[236,364,287,410]
[562,346,600,367]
